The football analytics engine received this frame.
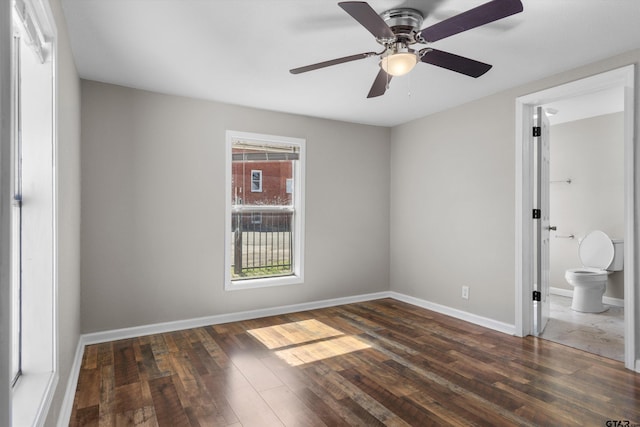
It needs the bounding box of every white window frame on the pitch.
[9,0,58,425]
[10,24,23,390]
[225,130,305,291]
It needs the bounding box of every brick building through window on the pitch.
[232,154,293,207]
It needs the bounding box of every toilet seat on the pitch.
[578,230,614,270]
[565,268,608,286]
[566,267,607,276]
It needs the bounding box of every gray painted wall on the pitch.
[549,113,625,299]
[390,94,517,323]
[390,49,640,328]
[80,81,391,333]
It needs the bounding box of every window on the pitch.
[225,131,305,290]
[251,170,262,192]
[10,23,23,388]
[10,0,57,424]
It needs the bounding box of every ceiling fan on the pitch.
[290,0,523,98]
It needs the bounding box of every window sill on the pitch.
[12,372,57,427]
[225,274,303,291]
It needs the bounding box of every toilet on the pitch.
[564,230,623,313]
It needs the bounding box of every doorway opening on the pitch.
[514,65,637,372]
[539,89,625,361]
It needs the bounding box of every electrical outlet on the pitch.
[462,286,469,300]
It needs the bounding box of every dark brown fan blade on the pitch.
[367,68,392,98]
[339,2,395,40]
[290,52,376,74]
[418,0,523,43]
[420,48,492,78]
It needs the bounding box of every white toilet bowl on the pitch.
[564,268,609,313]
[564,230,623,313]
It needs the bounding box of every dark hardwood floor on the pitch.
[69,298,640,426]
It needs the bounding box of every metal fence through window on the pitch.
[231,210,293,279]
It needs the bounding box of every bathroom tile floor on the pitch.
[540,294,624,361]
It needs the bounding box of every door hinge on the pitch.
[532,126,541,137]
[532,291,541,302]
[532,209,541,219]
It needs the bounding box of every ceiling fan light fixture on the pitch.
[290,0,525,97]
[380,51,418,77]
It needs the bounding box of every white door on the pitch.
[535,106,551,335]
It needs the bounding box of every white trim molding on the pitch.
[80,292,516,347]
[389,292,516,335]
[55,340,84,427]
[82,292,389,346]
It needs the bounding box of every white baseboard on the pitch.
[604,296,625,308]
[56,340,85,427]
[57,290,516,425]
[549,287,573,298]
[550,286,624,307]
[389,292,516,335]
[81,291,391,346]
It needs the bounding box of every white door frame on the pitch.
[514,65,637,371]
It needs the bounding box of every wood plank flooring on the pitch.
[69,298,640,426]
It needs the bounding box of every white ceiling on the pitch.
[60,0,640,127]
[545,87,624,126]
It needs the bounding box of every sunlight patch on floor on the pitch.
[248,319,345,349]
[275,336,371,366]
[248,319,371,366]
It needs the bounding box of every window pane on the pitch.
[250,170,262,192]
[10,201,21,385]
[10,33,22,386]
[230,141,299,280]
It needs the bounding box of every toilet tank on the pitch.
[609,239,624,271]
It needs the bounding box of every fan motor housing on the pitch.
[378,8,424,45]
